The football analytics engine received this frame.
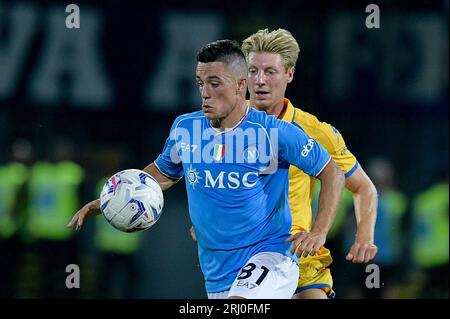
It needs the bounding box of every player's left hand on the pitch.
[345,241,378,263]
[286,230,326,258]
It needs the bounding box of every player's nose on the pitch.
[255,72,266,86]
[200,86,210,99]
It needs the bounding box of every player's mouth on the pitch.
[255,91,270,99]
[202,105,213,113]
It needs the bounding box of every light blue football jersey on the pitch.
[155,107,331,293]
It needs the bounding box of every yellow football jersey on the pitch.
[279,98,358,233]
[247,98,358,296]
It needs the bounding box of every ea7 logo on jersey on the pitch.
[180,143,198,152]
[301,139,315,157]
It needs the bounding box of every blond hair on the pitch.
[241,28,300,70]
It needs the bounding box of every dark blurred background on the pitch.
[0,0,448,298]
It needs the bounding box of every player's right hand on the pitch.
[286,230,326,258]
[67,199,101,231]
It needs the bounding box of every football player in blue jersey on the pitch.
[68,40,345,299]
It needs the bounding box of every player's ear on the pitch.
[287,67,295,83]
[236,78,247,95]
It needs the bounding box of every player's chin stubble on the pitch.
[210,118,221,128]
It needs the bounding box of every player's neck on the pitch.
[251,98,286,119]
[267,99,286,119]
[211,101,247,131]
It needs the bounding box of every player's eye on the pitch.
[211,82,220,88]
[197,81,204,88]
[248,68,257,75]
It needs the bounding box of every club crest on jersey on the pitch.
[213,144,225,161]
[242,145,259,163]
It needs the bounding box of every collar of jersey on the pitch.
[245,99,295,123]
[209,106,251,136]
[280,98,296,123]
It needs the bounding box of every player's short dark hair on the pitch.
[197,40,247,72]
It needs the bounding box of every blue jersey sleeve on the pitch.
[275,118,331,176]
[154,117,184,180]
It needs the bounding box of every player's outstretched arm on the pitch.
[67,198,101,231]
[68,162,178,232]
[288,160,345,257]
[344,166,378,263]
[143,162,179,191]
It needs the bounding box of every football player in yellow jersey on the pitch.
[241,28,379,299]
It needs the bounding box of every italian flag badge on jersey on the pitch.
[213,144,225,161]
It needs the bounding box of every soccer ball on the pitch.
[99,169,164,232]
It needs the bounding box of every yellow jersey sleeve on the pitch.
[293,108,358,178]
[253,98,359,234]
